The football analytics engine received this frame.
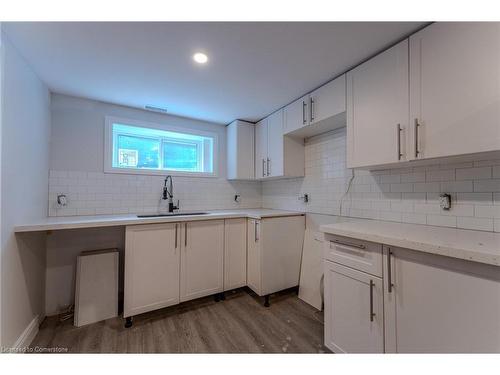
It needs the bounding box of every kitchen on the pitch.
[0,5,499,371]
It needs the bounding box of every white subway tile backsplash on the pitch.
[49,171,262,216]
[456,167,492,180]
[440,180,473,192]
[426,169,455,182]
[474,205,500,219]
[261,127,500,232]
[457,217,494,231]
[474,179,500,192]
[456,192,493,205]
[426,214,457,228]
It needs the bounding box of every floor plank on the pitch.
[29,288,330,354]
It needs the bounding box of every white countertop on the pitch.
[14,209,304,232]
[320,218,500,267]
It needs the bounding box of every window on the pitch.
[105,117,216,176]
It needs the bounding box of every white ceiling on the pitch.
[4,22,425,124]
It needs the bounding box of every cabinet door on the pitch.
[180,220,224,302]
[384,246,500,353]
[409,22,500,160]
[246,219,262,295]
[266,110,284,177]
[124,223,180,317]
[347,40,409,168]
[255,119,268,179]
[310,74,346,125]
[284,95,309,134]
[226,120,254,180]
[324,261,384,353]
[224,218,247,291]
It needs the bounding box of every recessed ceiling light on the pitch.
[193,52,208,64]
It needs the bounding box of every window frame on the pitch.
[104,116,218,177]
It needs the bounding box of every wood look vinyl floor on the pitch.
[30,288,329,353]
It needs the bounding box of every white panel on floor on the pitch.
[74,249,119,327]
[298,229,324,310]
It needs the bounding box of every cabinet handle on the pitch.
[369,279,375,322]
[184,223,188,247]
[310,97,314,122]
[262,159,266,177]
[255,221,259,242]
[175,223,178,248]
[414,118,420,158]
[331,238,366,250]
[266,158,270,176]
[302,101,307,124]
[387,248,393,293]
[397,124,403,160]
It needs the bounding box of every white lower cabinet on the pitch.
[247,215,305,298]
[383,246,500,353]
[180,220,224,302]
[124,223,180,318]
[223,218,247,291]
[324,261,384,353]
[323,234,500,353]
[124,219,225,318]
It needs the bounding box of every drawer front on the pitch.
[323,234,382,277]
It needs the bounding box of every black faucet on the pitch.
[162,175,179,213]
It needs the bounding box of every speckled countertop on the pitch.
[320,218,500,267]
[14,209,304,232]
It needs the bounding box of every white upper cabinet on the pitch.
[409,22,500,160]
[255,118,268,179]
[226,120,255,180]
[284,75,346,139]
[266,110,285,177]
[309,74,346,125]
[347,22,500,169]
[255,109,304,179]
[284,95,309,134]
[347,40,409,168]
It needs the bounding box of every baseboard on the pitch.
[13,314,41,349]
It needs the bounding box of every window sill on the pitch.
[104,167,218,178]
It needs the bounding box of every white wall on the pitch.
[262,128,500,233]
[0,32,51,347]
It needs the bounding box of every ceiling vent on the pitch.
[144,105,168,113]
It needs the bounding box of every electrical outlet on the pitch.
[439,193,451,210]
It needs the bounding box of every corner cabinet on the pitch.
[347,40,409,168]
[226,120,255,180]
[255,109,304,180]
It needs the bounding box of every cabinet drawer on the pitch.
[323,234,382,277]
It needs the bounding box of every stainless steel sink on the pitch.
[137,212,208,218]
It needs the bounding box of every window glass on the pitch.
[110,122,215,175]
